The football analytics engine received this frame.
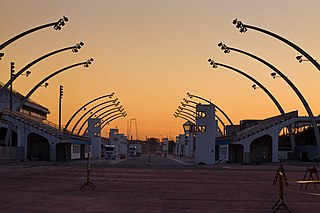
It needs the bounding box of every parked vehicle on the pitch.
[105,145,116,159]
[128,145,137,157]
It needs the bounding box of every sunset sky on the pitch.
[1,0,319,140]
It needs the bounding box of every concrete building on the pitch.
[109,128,127,157]
[162,137,168,154]
[0,83,91,161]
[195,104,217,164]
[175,134,186,157]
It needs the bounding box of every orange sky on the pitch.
[1,0,319,140]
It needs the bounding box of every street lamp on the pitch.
[0,16,69,54]
[9,62,31,110]
[218,42,320,155]
[53,16,69,30]
[40,82,49,88]
[232,18,247,33]
[232,18,319,71]
[16,58,94,111]
[0,42,85,99]
[296,55,317,64]
[252,84,260,90]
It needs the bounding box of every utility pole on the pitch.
[59,85,63,130]
[10,62,15,110]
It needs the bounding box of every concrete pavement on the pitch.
[1,156,320,212]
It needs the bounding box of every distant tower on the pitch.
[128,118,138,140]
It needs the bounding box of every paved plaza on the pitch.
[0,155,320,213]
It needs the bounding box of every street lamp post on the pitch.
[0,42,84,99]
[16,58,94,112]
[232,18,319,71]
[59,85,64,130]
[218,42,320,155]
[0,16,69,57]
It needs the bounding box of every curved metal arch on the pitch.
[187,93,234,125]
[16,60,91,111]
[100,114,127,130]
[178,106,196,116]
[233,18,319,71]
[97,112,126,129]
[211,60,285,114]
[174,114,196,124]
[176,111,196,123]
[0,16,68,51]
[181,99,226,129]
[96,106,123,120]
[222,43,320,155]
[64,93,114,131]
[0,43,83,98]
[176,109,196,120]
[71,100,118,133]
[77,105,120,135]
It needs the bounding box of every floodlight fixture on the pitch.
[271,72,280,79]
[296,55,317,63]
[54,16,69,30]
[208,58,218,68]
[40,82,49,88]
[232,18,247,33]
[217,42,230,54]
[21,70,32,77]
[252,84,260,90]
[84,58,94,67]
[72,42,85,53]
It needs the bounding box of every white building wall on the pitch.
[195,104,216,164]
[109,129,128,157]
[88,118,101,159]
[163,138,168,154]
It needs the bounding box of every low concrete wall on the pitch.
[0,147,24,160]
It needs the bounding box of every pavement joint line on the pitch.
[168,157,191,165]
[108,157,130,165]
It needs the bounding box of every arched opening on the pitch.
[0,127,18,147]
[278,127,292,151]
[27,133,50,161]
[229,144,244,163]
[250,135,272,163]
